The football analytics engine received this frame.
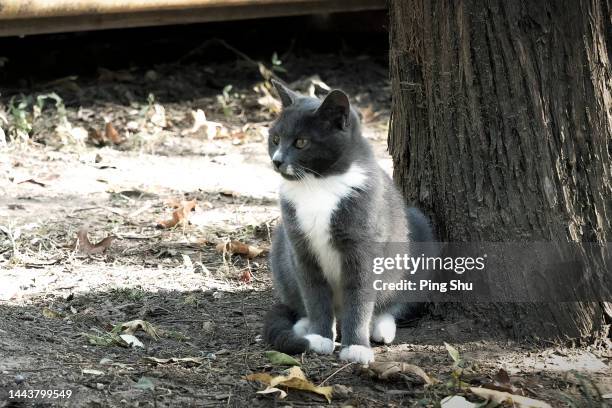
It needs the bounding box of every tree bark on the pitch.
[388,0,611,341]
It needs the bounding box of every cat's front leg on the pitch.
[296,261,336,355]
[338,256,375,364]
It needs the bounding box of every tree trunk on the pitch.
[388,0,611,341]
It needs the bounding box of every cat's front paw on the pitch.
[304,334,335,354]
[339,345,375,364]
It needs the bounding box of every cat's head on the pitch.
[268,79,362,180]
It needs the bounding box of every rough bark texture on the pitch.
[389,0,611,341]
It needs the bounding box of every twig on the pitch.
[318,362,354,386]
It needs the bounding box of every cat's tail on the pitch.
[263,303,309,354]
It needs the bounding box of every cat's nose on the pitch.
[273,159,283,170]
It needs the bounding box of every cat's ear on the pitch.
[271,79,299,108]
[316,90,350,130]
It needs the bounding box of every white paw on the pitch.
[371,314,396,344]
[305,334,335,354]
[292,318,311,337]
[339,345,375,364]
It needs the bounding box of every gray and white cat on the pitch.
[263,80,434,364]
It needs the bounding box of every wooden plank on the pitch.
[0,0,386,37]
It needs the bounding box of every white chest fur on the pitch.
[280,165,368,290]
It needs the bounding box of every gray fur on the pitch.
[264,80,434,359]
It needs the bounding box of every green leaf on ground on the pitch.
[265,351,301,366]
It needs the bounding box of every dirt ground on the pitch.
[0,25,611,407]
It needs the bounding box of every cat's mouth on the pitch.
[272,162,301,181]
[276,168,300,181]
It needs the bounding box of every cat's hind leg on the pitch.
[292,317,311,337]
[370,313,396,344]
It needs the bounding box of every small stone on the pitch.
[14,374,26,384]
[96,383,105,390]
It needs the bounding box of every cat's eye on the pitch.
[272,134,280,145]
[294,139,308,149]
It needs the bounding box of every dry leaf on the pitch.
[366,361,436,385]
[493,368,510,384]
[239,268,253,283]
[142,357,203,367]
[256,387,288,399]
[157,199,196,228]
[483,368,521,394]
[181,109,224,139]
[119,334,144,348]
[469,387,552,408]
[216,240,264,259]
[246,366,333,402]
[76,228,115,255]
[105,122,123,145]
[113,319,160,340]
[441,395,481,408]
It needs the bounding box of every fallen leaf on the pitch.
[216,239,264,259]
[142,357,203,367]
[441,395,483,408]
[150,103,167,128]
[246,366,333,402]
[76,228,115,255]
[256,387,288,398]
[469,387,552,408]
[157,199,196,228]
[112,319,160,340]
[265,351,301,367]
[181,109,225,139]
[493,368,510,385]
[483,368,521,394]
[105,122,123,145]
[239,268,253,283]
[119,334,144,348]
[366,361,436,384]
[445,342,462,366]
[42,307,63,319]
